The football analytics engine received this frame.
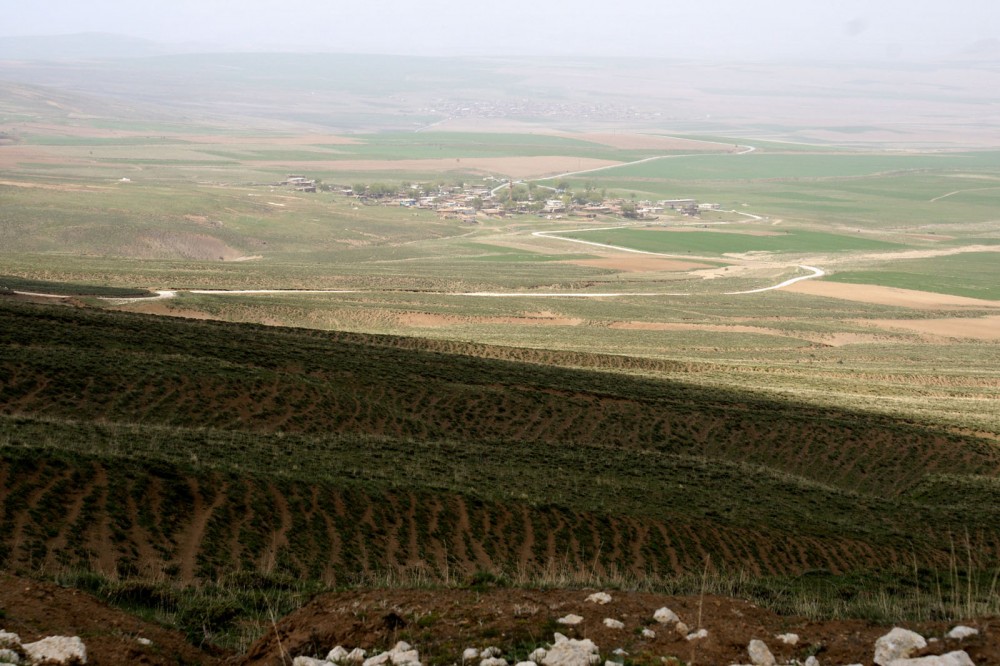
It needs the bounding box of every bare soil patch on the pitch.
[864,315,1000,340]
[786,281,1000,310]
[123,231,246,261]
[575,133,733,151]
[610,321,779,335]
[253,156,621,179]
[398,312,584,328]
[0,146,69,169]
[567,255,712,272]
[242,587,999,666]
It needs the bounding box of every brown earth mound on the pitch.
[242,588,999,666]
[3,578,996,666]
[0,573,223,665]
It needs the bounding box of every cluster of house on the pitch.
[279,175,718,223]
[281,176,318,192]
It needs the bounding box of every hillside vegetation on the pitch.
[2,299,999,593]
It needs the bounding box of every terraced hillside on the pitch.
[2,298,1000,588]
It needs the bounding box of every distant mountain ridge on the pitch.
[0,32,214,60]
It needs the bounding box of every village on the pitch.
[278,175,720,224]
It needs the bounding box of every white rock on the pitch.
[653,607,679,625]
[528,648,547,663]
[541,635,600,666]
[136,637,153,647]
[586,593,612,605]
[463,648,481,662]
[480,659,507,666]
[685,629,709,641]
[388,641,420,666]
[293,658,331,666]
[875,628,928,665]
[363,652,390,666]
[776,633,799,645]
[640,628,656,639]
[611,649,627,656]
[747,639,776,666]
[482,647,503,658]
[0,634,19,649]
[514,662,536,666]
[674,622,689,637]
[22,636,87,665]
[346,648,367,664]
[328,646,350,663]
[886,651,975,666]
[602,619,624,630]
[947,626,979,640]
[804,657,820,666]
[0,648,21,665]
[603,662,617,666]
[556,614,584,626]
[390,650,420,666]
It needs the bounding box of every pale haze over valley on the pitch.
[4,0,1000,61]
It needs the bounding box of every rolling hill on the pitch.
[2,297,998,589]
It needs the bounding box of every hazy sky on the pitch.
[4,0,999,60]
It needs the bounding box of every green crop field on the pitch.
[825,252,1000,299]
[560,227,904,255]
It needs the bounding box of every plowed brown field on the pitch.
[0,454,990,586]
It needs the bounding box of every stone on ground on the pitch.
[21,636,87,665]
[541,634,600,666]
[875,628,928,665]
[946,627,979,640]
[886,651,975,666]
[747,639,776,666]
[653,607,679,625]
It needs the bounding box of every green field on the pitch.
[561,227,903,255]
[826,252,1000,299]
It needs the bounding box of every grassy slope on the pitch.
[1,299,999,587]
